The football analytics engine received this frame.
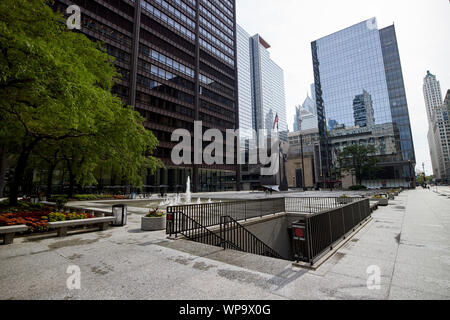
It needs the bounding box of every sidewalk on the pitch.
[0,189,449,300]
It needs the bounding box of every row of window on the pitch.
[200,74,234,98]
[140,45,195,78]
[199,5,233,37]
[199,15,233,47]
[137,75,195,104]
[210,0,233,18]
[138,60,195,91]
[141,1,195,41]
[201,0,233,27]
[200,112,234,129]
[200,100,234,119]
[200,27,234,57]
[151,0,195,29]
[105,44,130,63]
[221,0,234,10]
[200,86,234,108]
[200,38,234,66]
[82,17,132,47]
[137,92,195,118]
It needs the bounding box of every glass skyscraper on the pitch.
[312,18,415,183]
[237,25,288,142]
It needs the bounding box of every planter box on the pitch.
[141,216,166,231]
[337,198,352,204]
[371,198,389,206]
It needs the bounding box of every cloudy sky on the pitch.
[236,0,450,175]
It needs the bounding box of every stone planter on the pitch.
[371,198,389,206]
[141,216,166,231]
[337,198,352,204]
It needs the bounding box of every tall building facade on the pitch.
[236,24,288,189]
[423,72,450,182]
[293,93,318,132]
[311,18,416,187]
[423,71,443,122]
[51,0,240,192]
[237,26,288,140]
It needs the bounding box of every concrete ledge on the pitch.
[48,217,115,237]
[0,224,29,245]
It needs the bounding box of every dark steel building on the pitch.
[51,0,240,192]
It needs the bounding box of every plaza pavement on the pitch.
[0,188,449,300]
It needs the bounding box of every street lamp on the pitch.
[297,111,306,191]
[408,160,414,189]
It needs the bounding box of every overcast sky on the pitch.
[236,0,450,175]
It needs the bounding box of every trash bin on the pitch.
[112,204,127,226]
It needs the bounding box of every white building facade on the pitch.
[423,71,450,182]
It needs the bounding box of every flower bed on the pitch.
[0,199,94,233]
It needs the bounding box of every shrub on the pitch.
[349,185,367,191]
[146,208,165,218]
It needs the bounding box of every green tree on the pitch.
[0,0,161,204]
[337,144,379,186]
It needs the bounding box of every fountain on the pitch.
[186,176,192,204]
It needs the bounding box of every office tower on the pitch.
[293,92,318,132]
[238,25,288,140]
[249,33,288,140]
[236,25,253,143]
[311,18,416,187]
[51,0,239,192]
[423,71,443,123]
[353,90,375,128]
[236,24,288,189]
[423,71,449,182]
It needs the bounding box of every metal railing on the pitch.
[172,211,239,249]
[292,198,371,265]
[220,216,284,259]
[167,211,282,260]
[166,197,285,236]
[285,197,362,214]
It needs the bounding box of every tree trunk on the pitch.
[67,163,75,199]
[9,147,33,206]
[46,163,56,197]
[0,145,8,198]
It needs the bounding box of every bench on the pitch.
[0,225,29,245]
[47,217,116,237]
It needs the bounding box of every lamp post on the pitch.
[408,160,413,189]
[297,111,306,191]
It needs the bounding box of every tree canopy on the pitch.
[0,0,161,203]
[337,144,379,186]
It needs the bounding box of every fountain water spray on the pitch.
[186,176,192,204]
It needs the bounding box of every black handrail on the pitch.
[292,198,371,265]
[220,216,284,260]
[167,197,285,236]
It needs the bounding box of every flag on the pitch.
[273,113,279,130]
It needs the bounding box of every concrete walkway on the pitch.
[0,189,449,300]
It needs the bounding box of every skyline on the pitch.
[236,0,450,175]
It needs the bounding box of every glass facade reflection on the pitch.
[312,18,416,183]
[313,19,391,130]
